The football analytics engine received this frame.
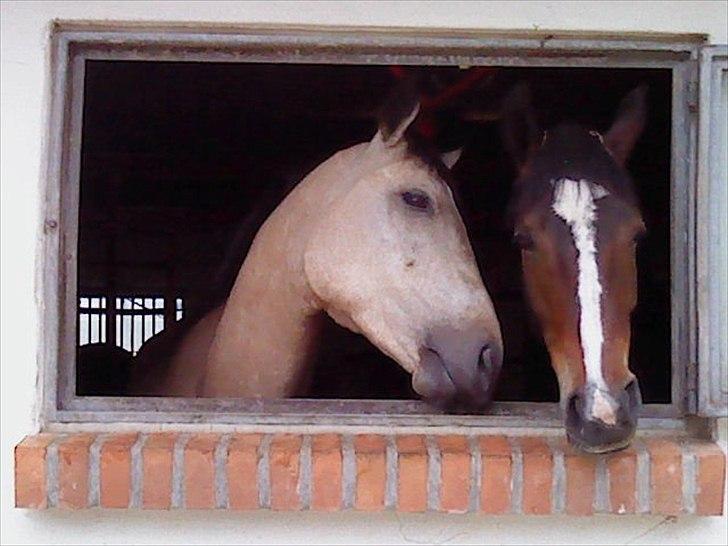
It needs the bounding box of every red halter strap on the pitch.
[387,66,498,141]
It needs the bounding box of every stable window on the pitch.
[40,25,727,427]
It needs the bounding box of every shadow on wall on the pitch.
[20,507,726,545]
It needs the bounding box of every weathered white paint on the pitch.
[2,2,726,544]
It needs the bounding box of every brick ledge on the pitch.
[14,433,725,515]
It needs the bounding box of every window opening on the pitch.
[75,62,671,403]
[78,295,184,355]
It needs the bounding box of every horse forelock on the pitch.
[402,129,458,186]
[510,122,638,220]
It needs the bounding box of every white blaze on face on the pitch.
[552,178,611,399]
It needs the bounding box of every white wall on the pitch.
[2,2,726,544]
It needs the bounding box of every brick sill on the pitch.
[15,433,725,515]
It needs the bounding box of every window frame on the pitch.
[696,45,728,417]
[39,22,708,429]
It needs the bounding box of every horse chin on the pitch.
[566,431,634,454]
[324,306,362,334]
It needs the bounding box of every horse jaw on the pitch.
[324,305,362,335]
[324,301,421,374]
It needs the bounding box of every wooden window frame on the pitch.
[38,22,714,430]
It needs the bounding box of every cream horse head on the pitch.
[302,84,503,410]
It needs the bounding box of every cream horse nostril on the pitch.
[479,346,491,371]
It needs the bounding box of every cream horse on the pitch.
[129,87,503,411]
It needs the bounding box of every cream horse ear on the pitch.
[377,78,421,147]
[379,101,420,147]
[440,148,462,170]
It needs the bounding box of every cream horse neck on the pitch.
[201,143,373,397]
[137,142,374,398]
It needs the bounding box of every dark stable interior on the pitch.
[77,61,672,404]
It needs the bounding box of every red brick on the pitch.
[563,443,596,515]
[354,435,386,511]
[58,434,96,509]
[227,434,261,511]
[142,433,176,509]
[15,430,723,518]
[396,435,427,513]
[437,436,470,513]
[15,434,56,509]
[100,434,137,509]
[647,438,682,515]
[520,438,552,515]
[269,434,302,511]
[311,435,342,511]
[184,434,219,509]
[607,447,637,514]
[479,436,512,514]
[693,442,726,515]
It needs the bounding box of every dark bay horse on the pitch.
[501,84,648,452]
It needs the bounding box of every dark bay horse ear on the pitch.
[377,77,421,147]
[603,85,648,167]
[500,84,541,168]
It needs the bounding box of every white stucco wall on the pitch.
[2,2,727,544]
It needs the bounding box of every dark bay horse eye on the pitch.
[513,230,535,250]
[401,190,431,210]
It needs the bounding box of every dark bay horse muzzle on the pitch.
[412,325,503,413]
[565,380,642,453]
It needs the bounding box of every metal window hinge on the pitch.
[687,81,699,113]
[686,360,698,412]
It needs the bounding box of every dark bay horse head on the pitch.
[501,84,648,452]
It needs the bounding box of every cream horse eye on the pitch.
[401,190,431,210]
